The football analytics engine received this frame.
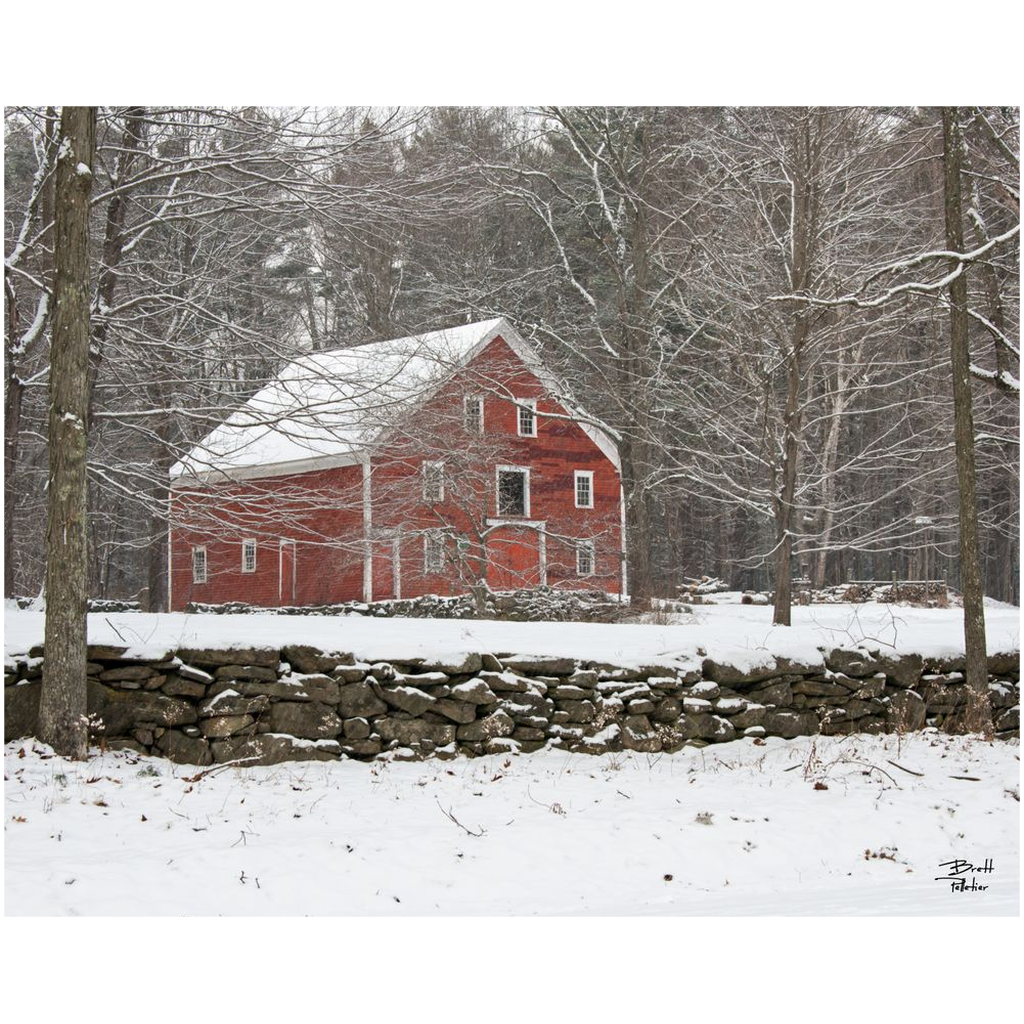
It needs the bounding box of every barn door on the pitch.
[279,539,296,606]
[486,525,543,590]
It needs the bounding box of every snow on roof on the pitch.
[170,319,507,482]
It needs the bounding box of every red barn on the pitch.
[169,318,626,609]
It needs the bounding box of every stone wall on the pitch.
[185,587,625,623]
[5,642,1019,765]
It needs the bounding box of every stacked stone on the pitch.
[185,587,624,624]
[4,642,1020,763]
[9,597,141,612]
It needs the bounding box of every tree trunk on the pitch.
[5,108,59,596]
[813,341,857,590]
[772,111,818,626]
[4,317,25,596]
[772,336,804,625]
[813,384,844,590]
[38,106,97,759]
[87,106,147,412]
[942,106,991,734]
[618,437,654,600]
[144,410,174,612]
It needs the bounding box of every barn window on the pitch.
[497,467,529,517]
[424,531,445,573]
[574,470,594,509]
[241,539,257,573]
[576,540,595,577]
[192,546,207,584]
[464,395,484,433]
[422,461,445,502]
[516,398,537,437]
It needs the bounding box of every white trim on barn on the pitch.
[463,393,484,433]
[191,545,207,584]
[166,490,173,612]
[619,482,629,599]
[241,538,257,573]
[423,530,445,573]
[278,538,296,605]
[495,464,531,518]
[171,451,362,487]
[574,469,594,508]
[576,538,595,577]
[362,457,373,603]
[515,397,538,437]
[422,460,445,502]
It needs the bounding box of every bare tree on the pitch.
[943,106,990,732]
[4,106,1016,619]
[38,106,96,759]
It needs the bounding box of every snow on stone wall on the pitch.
[184,587,626,622]
[5,641,1019,764]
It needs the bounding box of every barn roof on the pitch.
[170,317,619,484]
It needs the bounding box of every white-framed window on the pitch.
[241,538,257,573]
[516,397,537,437]
[576,539,595,577]
[463,394,484,434]
[496,465,530,517]
[424,531,445,573]
[574,470,594,509]
[192,546,207,584]
[422,460,444,502]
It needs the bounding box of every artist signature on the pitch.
[934,858,994,893]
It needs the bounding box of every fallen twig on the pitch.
[848,760,900,787]
[181,756,260,783]
[887,759,925,777]
[436,799,486,837]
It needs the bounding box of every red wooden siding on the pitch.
[170,462,365,610]
[486,526,542,590]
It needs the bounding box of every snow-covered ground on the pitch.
[5,732,1018,916]
[4,602,1020,669]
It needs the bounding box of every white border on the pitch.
[423,530,445,573]
[463,393,484,434]
[191,545,207,584]
[495,464,530,518]
[278,538,296,605]
[422,460,445,502]
[515,397,538,437]
[576,538,595,577]
[619,482,629,599]
[171,451,361,486]
[574,470,594,509]
[362,457,373,603]
[241,538,257,573]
